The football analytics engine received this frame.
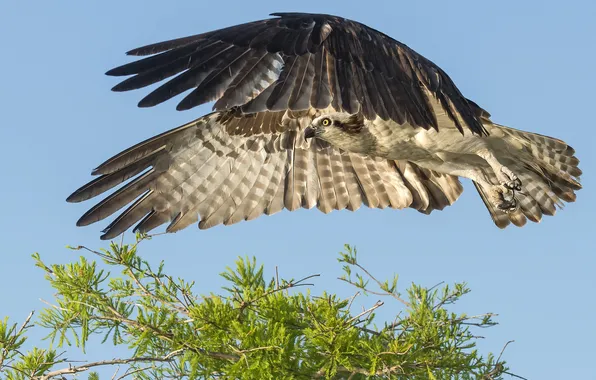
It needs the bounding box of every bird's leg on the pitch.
[412,158,518,213]
[476,148,522,191]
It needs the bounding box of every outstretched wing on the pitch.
[106,12,486,135]
[67,111,463,239]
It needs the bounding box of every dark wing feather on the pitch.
[107,13,486,135]
[214,50,283,109]
[68,111,463,239]
[288,53,314,110]
[177,48,252,110]
[310,50,332,109]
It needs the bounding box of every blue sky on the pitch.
[1,1,594,378]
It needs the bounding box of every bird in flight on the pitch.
[68,12,582,239]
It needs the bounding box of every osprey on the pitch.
[68,12,581,239]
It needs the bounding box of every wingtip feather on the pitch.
[66,192,80,203]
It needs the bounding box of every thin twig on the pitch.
[351,262,410,306]
[116,365,152,380]
[275,266,280,290]
[427,281,445,293]
[110,364,120,380]
[503,372,528,380]
[347,300,384,324]
[346,291,361,311]
[127,268,188,315]
[230,346,281,355]
[17,311,35,336]
[497,340,514,363]
[238,274,320,311]
[1,364,31,378]
[338,278,409,306]
[314,364,404,378]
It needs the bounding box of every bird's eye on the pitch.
[321,118,331,126]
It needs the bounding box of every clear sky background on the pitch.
[1,1,594,378]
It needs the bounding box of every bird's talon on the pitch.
[491,185,519,213]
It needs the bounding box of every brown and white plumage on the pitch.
[68,110,462,239]
[68,12,581,238]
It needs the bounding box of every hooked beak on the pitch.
[304,126,317,139]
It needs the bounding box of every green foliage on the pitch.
[0,314,60,379]
[0,238,516,379]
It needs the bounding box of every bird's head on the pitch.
[305,112,364,139]
[304,112,375,154]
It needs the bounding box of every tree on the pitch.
[0,237,521,379]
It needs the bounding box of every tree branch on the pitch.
[37,351,184,380]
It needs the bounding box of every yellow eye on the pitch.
[321,118,331,126]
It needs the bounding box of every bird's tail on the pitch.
[474,124,582,228]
